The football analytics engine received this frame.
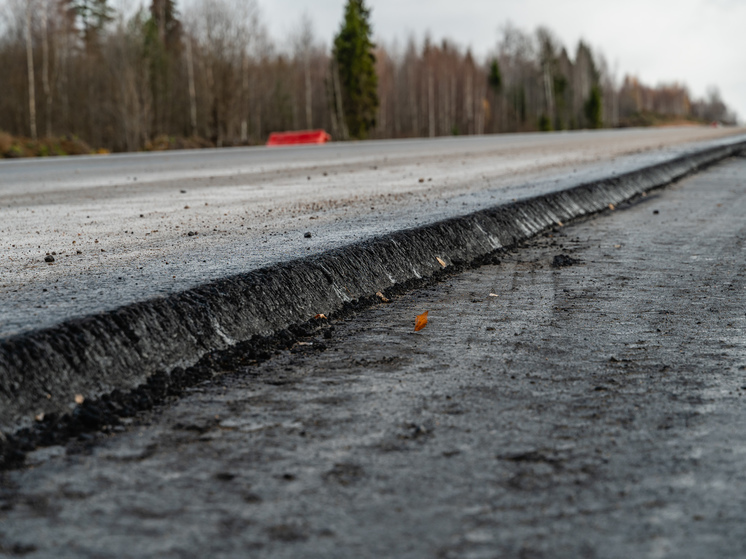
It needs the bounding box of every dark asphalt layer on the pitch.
[2,157,746,558]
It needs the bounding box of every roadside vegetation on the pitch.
[0,0,737,157]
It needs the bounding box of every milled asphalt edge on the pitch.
[2,138,745,433]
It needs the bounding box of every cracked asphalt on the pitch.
[2,157,746,558]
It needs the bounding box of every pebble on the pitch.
[44,255,54,263]
[304,232,312,238]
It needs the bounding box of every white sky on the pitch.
[245,0,744,122]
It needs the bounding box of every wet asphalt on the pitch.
[2,157,746,558]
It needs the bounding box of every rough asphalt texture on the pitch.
[3,134,745,434]
[2,127,743,337]
[2,157,745,558]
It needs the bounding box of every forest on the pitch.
[0,0,737,156]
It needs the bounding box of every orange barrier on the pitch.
[266,130,332,146]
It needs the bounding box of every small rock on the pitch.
[180,189,187,194]
[552,254,581,268]
[653,210,659,214]
[44,255,55,263]
[304,232,312,238]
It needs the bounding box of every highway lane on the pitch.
[2,155,745,558]
[0,126,743,337]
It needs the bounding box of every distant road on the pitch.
[0,126,744,337]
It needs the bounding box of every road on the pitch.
[1,126,744,337]
[2,156,745,558]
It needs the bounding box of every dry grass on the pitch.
[0,134,93,158]
[0,131,12,154]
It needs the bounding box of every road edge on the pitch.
[2,138,745,433]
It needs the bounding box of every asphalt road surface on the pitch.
[2,156,745,558]
[1,127,743,337]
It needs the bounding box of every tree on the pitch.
[584,84,602,128]
[148,0,181,50]
[332,0,378,139]
[488,59,502,93]
[292,13,316,130]
[63,0,113,50]
[25,0,37,139]
[144,0,182,135]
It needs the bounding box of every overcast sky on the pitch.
[244,0,744,121]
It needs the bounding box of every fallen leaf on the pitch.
[35,412,45,422]
[414,311,429,332]
[296,342,313,346]
[556,221,564,227]
[489,293,499,297]
[608,203,615,210]
[314,313,327,320]
[74,394,84,405]
[614,244,621,248]
[436,257,447,268]
[376,291,390,303]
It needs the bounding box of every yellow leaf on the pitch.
[608,203,615,210]
[436,257,447,268]
[74,394,84,405]
[414,311,429,332]
[314,313,327,320]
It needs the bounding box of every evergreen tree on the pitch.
[63,0,113,50]
[584,85,602,129]
[148,0,182,52]
[332,0,378,139]
[488,59,502,93]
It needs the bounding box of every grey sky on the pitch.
[249,0,744,121]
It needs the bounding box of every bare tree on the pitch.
[25,0,37,139]
[291,12,316,130]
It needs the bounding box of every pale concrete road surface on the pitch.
[0,126,743,337]
[1,157,745,558]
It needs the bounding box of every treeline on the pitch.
[0,0,736,154]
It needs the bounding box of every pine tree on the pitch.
[332,0,378,139]
[148,0,182,52]
[488,59,502,93]
[584,85,602,129]
[62,0,113,50]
